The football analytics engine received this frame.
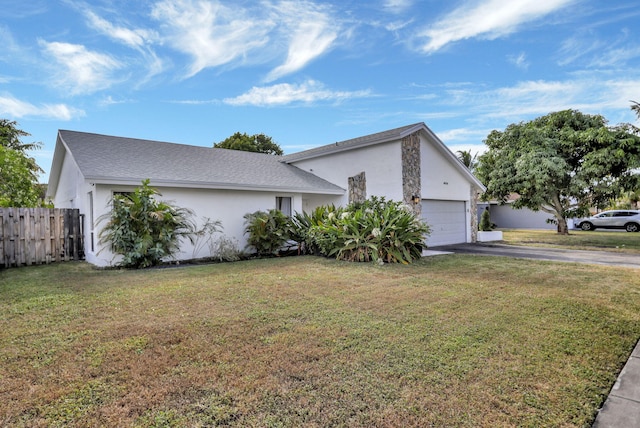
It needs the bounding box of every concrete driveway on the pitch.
[430,243,640,269]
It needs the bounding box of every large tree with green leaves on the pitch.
[476,109,640,234]
[0,119,44,207]
[214,132,283,155]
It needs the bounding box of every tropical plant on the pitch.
[191,217,223,259]
[456,149,478,172]
[290,204,338,255]
[307,197,430,264]
[98,179,196,268]
[243,209,292,256]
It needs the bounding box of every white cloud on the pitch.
[151,0,273,78]
[264,1,340,82]
[82,9,164,81]
[223,80,372,106]
[440,77,640,125]
[417,0,574,53]
[84,10,158,49]
[438,127,492,143]
[383,0,413,14]
[39,40,123,94]
[445,142,488,156]
[508,52,529,70]
[0,93,85,120]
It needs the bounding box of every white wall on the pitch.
[53,152,85,209]
[291,141,403,207]
[87,184,307,266]
[421,138,471,201]
[489,204,555,230]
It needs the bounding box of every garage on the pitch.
[422,200,467,246]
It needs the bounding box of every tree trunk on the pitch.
[556,216,569,235]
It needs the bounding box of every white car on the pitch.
[576,210,640,232]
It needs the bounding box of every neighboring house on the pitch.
[478,202,556,230]
[46,123,485,266]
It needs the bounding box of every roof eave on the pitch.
[85,176,346,195]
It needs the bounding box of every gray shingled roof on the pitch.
[57,130,344,194]
[282,122,424,163]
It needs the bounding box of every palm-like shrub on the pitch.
[308,197,430,264]
[290,204,338,255]
[99,179,195,268]
[243,209,292,256]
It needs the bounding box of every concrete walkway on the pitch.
[423,243,640,427]
[593,340,640,427]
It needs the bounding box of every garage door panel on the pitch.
[422,200,466,246]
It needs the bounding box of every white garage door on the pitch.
[422,200,467,247]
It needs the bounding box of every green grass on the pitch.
[1,256,639,427]
[501,228,640,253]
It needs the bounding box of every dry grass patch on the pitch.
[1,256,639,427]
[501,229,640,253]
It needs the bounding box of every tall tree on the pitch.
[476,109,640,234]
[214,132,283,155]
[456,149,478,172]
[0,120,44,207]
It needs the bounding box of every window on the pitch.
[276,196,292,216]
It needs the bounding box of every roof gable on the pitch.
[284,122,485,190]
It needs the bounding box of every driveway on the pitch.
[430,243,640,269]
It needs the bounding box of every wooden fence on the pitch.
[0,208,84,268]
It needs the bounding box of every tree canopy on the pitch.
[0,120,44,207]
[214,132,283,155]
[476,109,640,234]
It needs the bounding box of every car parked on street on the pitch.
[575,210,640,232]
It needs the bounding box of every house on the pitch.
[478,201,557,230]
[46,123,485,266]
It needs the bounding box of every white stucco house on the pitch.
[46,122,485,266]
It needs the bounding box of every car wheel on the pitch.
[625,222,640,232]
[581,222,594,231]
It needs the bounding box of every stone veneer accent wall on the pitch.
[470,186,481,242]
[348,171,366,204]
[402,132,421,216]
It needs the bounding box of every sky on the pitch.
[1,0,640,183]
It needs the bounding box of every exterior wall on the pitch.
[420,136,475,243]
[53,152,86,209]
[488,204,555,230]
[421,138,471,201]
[85,184,307,267]
[290,141,403,208]
[51,152,95,261]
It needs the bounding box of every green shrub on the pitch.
[479,208,493,231]
[243,209,292,256]
[307,197,430,264]
[98,179,196,268]
[290,204,338,255]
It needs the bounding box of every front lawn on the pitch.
[1,256,639,427]
[501,229,640,253]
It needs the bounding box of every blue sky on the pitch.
[1,0,639,182]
